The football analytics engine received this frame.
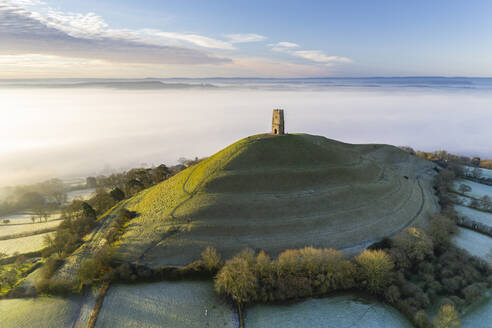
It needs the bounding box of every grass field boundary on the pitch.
[85,282,110,328]
[0,227,58,241]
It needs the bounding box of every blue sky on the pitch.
[1,0,491,77]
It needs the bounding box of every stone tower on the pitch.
[272,109,285,135]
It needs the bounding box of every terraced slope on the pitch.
[111,134,438,265]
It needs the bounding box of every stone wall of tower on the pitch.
[272,109,285,135]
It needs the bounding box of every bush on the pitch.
[433,304,460,328]
[215,255,257,304]
[394,227,433,262]
[355,249,394,294]
[427,214,457,246]
[200,247,222,272]
[215,247,356,304]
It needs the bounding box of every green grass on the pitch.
[104,134,436,265]
[0,260,38,296]
[95,281,236,328]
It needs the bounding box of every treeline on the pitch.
[0,178,67,217]
[399,147,482,168]
[214,214,490,328]
[85,164,172,197]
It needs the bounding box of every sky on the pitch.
[1,0,492,78]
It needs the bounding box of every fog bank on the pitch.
[1,87,491,186]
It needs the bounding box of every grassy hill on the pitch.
[109,133,438,266]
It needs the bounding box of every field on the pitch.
[454,179,492,199]
[0,232,53,255]
[0,212,61,225]
[95,281,237,328]
[463,165,492,179]
[0,296,84,328]
[454,205,492,226]
[462,295,492,328]
[0,220,60,239]
[245,294,412,328]
[66,188,96,203]
[111,134,438,265]
[452,227,492,263]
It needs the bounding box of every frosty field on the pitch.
[454,205,492,226]
[0,220,60,238]
[0,212,61,225]
[66,188,96,203]
[452,227,492,263]
[0,232,53,255]
[0,296,83,328]
[463,166,492,180]
[462,295,492,328]
[245,294,412,328]
[454,179,492,199]
[95,281,237,328]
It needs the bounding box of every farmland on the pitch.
[454,204,492,226]
[454,179,492,199]
[452,227,492,263]
[0,296,84,328]
[462,295,492,328]
[245,294,412,328]
[0,212,61,225]
[463,165,492,179]
[0,232,53,256]
[66,188,96,203]
[95,281,237,328]
[0,220,60,239]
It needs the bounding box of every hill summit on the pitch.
[112,133,438,266]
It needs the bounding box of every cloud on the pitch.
[269,40,352,66]
[226,33,266,43]
[8,0,44,6]
[144,30,235,50]
[0,1,231,64]
[272,41,299,48]
[293,50,352,64]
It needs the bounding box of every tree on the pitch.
[151,164,171,184]
[109,187,125,202]
[471,167,482,179]
[78,259,99,285]
[428,214,457,246]
[394,227,434,261]
[355,249,394,294]
[86,177,97,188]
[215,254,258,304]
[200,247,222,271]
[19,191,45,209]
[458,184,471,194]
[480,195,492,211]
[434,304,460,328]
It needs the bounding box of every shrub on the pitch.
[427,214,457,246]
[394,227,433,262]
[109,187,125,202]
[433,304,460,328]
[355,249,394,294]
[215,255,257,304]
[200,247,222,272]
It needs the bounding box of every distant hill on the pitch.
[110,133,439,265]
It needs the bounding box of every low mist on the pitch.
[1,86,491,187]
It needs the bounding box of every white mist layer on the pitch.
[0,87,490,186]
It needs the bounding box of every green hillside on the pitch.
[112,133,438,265]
